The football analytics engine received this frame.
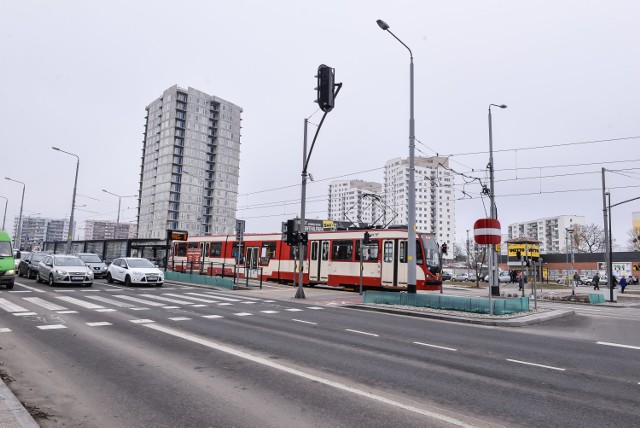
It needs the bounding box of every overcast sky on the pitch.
[1,0,639,249]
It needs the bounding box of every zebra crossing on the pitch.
[0,288,324,333]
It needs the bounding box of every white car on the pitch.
[453,273,469,282]
[106,257,164,287]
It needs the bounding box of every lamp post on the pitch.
[0,195,7,230]
[4,178,25,249]
[52,147,79,253]
[487,104,507,309]
[566,228,575,295]
[377,18,417,293]
[102,190,136,239]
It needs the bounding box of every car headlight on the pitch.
[56,269,67,275]
[6,269,15,275]
[86,269,94,277]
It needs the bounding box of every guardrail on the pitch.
[169,260,263,288]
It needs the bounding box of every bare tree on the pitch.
[453,242,466,262]
[627,227,640,251]
[465,244,487,288]
[572,223,606,253]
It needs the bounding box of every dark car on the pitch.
[18,251,50,279]
[441,271,452,281]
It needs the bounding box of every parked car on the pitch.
[441,270,452,281]
[106,257,164,287]
[452,273,469,282]
[76,253,108,278]
[583,274,608,286]
[498,271,511,283]
[36,254,93,286]
[18,251,50,279]
[468,272,478,282]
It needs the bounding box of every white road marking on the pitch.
[192,304,207,307]
[13,312,37,316]
[168,317,191,321]
[285,308,303,312]
[86,322,112,327]
[292,319,317,325]
[143,324,474,427]
[306,306,323,310]
[163,306,180,309]
[95,308,117,312]
[240,301,256,304]
[129,319,155,324]
[13,283,45,293]
[22,297,67,311]
[263,300,276,303]
[0,298,29,312]
[137,294,195,305]
[8,290,31,293]
[413,342,457,352]
[506,359,565,371]
[112,295,165,306]
[130,307,149,311]
[234,312,253,316]
[346,329,379,337]
[54,290,76,293]
[37,324,67,330]
[55,296,104,309]
[218,303,233,306]
[85,295,136,308]
[597,341,640,350]
[0,328,11,333]
[201,315,223,319]
[186,292,239,302]
[164,293,219,304]
[56,310,78,314]
[260,310,279,314]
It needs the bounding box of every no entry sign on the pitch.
[474,218,501,245]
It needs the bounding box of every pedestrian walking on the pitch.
[517,272,524,291]
[573,271,580,288]
[592,273,600,290]
[619,276,627,293]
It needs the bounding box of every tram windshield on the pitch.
[421,234,441,273]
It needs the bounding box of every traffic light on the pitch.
[300,232,308,245]
[363,231,371,245]
[285,219,296,246]
[441,243,448,255]
[315,64,335,112]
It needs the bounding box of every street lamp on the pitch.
[4,178,25,250]
[52,147,79,253]
[0,195,7,230]
[566,228,575,296]
[487,104,507,308]
[102,189,136,239]
[377,18,417,293]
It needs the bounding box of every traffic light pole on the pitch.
[296,83,343,299]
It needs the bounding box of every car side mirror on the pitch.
[15,251,21,259]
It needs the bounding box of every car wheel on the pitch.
[27,270,33,279]
[48,274,55,287]
[106,272,113,283]
[124,275,131,287]
[18,269,23,277]
[35,272,41,283]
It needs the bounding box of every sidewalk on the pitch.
[0,376,38,428]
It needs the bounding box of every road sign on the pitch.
[474,218,501,245]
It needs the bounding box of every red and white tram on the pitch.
[170,228,442,291]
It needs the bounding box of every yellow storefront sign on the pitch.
[507,243,540,258]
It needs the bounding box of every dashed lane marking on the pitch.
[168,317,191,321]
[218,303,233,306]
[506,359,565,371]
[260,310,279,314]
[86,322,112,327]
[345,329,379,337]
[201,315,223,319]
[413,341,457,352]
[292,319,317,325]
[306,306,323,310]
[285,308,303,312]
[37,324,67,330]
[95,308,117,312]
[13,312,37,316]
[0,328,11,333]
[129,319,155,324]
[597,341,640,350]
[234,312,253,317]
[56,310,78,314]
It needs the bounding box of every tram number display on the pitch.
[168,230,189,241]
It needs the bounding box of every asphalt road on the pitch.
[1,279,639,427]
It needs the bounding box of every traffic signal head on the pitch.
[300,232,308,245]
[364,231,371,245]
[441,243,448,255]
[315,64,335,113]
[286,219,296,246]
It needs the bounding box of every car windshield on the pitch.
[127,259,155,268]
[0,242,11,257]
[55,257,85,267]
[79,255,102,263]
[32,254,47,262]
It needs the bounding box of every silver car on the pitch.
[76,253,108,278]
[36,254,94,287]
[106,257,164,287]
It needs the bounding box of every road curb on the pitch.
[343,305,575,327]
[0,377,38,428]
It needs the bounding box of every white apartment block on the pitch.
[13,216,69,250]
[507,215,586,253]
[328,180,382,226]
[383,156,456,252]
[84,220,138,240]
[138,85,242,239]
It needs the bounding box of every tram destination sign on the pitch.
[167,230,189,241]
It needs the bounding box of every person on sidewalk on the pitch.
[573,271,580,288]
[592,273,600,290]
[517,272,524,291]
[610,273,618,289]
[619,276,628,293]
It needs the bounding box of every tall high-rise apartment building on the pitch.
[328,180,382,226]
[84,220,138,240]
[138,85,242,239]
[383,156,455,250]
[12,216,69,250]
[507,215,585,253]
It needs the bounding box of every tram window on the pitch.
[188,242,199,250]
[383,242,393,262]
[321,242,329,261]
[289,245,307,260]
[261,242,277,264]
[175,243,187,257]
[399,241,407,263]
[415,240,424,265]
[210,242,222,257]
[332,240,353,261]
[311,242,318,260]
[232,243,244,263]
[355,241,379,261]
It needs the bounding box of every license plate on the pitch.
[147,277,158,281]
[72,276,84,280]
